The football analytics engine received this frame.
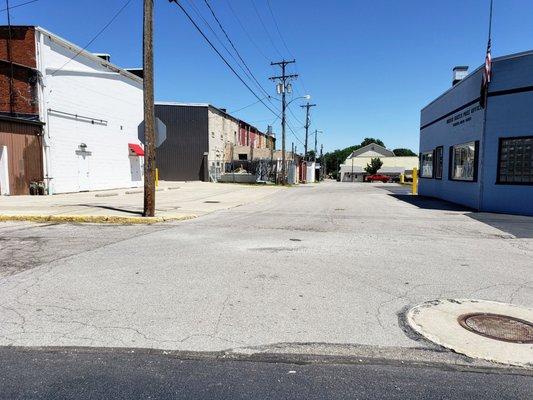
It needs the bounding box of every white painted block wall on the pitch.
[37,30,144,194]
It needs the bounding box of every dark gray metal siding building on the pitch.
[155,104,209,181]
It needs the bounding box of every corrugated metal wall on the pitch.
[155,105,209,181]
[0,118,43,195]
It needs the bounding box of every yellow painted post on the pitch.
[155,168,159,188]
[412,168,418,195]
[400,173,404,184]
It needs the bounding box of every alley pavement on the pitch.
[0,181,532,364]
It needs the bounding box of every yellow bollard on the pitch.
[412,167,418,195]
[155,167,159,188]
[400,173,404,184]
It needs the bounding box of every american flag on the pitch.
[480,36,492,108]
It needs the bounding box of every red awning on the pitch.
[128,143,144,156]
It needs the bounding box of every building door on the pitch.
[78,153,90,191]
[0,145,9,195]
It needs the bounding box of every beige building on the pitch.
[339,143,418,182]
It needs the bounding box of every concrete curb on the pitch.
[406,299,533,368]
[2,345,532,375]
[0,214,197,225]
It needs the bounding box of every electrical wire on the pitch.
[202,0,275,106]
[229,96,273,114]
[263,0,310,100]
[265,0,293,58]
[250,0,284,59]
[184,0,258,92]
[1,0,37,12]
[223,0,270,62]
[169,0,279,117]
[184,0,277,109]
[50,0,133,76]
[287,123,305,146]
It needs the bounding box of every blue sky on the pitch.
[4,0,533,152]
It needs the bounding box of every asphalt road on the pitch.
[1,348,531,400]
[0,181,532,359]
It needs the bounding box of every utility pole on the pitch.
[270,60,297,185]
[291,142,294,160]
[300,102,316,161]
[143,0,156,217]
[320,144,324,180]
[313,129,323,161]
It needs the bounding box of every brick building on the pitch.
[0,26,44,195]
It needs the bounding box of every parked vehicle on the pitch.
[365,174,391,183]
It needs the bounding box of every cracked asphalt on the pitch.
[0,181,532,362]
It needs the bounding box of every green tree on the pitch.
[393,148,417,156]
[360,137,385,148]
[364,157,383,174]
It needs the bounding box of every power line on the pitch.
[287,103,304,126]
[183,0,258,90]
[202,0,275,104]
[169,0,279,117]
[184,0,275,106]
[250,0,284,59]
[263,0,310,97]
[265,0,293,58]
[286,120,305,146]
[0,0,38,12]
[50,0,133,76]
[223,0,270,62]
[229,95,273,114]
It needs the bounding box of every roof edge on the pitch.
[34,26,143,84]
[421,49,533,111]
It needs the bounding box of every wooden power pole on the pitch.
[270,60,297,185]
[143,0,156,217]
[301,102,316,161]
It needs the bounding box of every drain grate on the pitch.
[458,313,533,343]
[204,201,221,204]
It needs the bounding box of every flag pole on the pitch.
[478,0,494,211]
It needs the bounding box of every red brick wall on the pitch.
[0,26,38,116]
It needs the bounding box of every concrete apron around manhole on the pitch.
[406,299,533,367]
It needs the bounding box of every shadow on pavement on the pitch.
[72,204,143,216]
[465,213,533,239]
[389,194,533,238]
[387,194,472,211]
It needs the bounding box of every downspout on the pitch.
[35,29,53,194]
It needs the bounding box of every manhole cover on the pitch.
[458,313,533,343]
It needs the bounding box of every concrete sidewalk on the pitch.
[0,181,282,222]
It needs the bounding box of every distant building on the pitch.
[155,103,275,182]
[339,143,418,182]
[0,26,144,195]
[419,51,533,215]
